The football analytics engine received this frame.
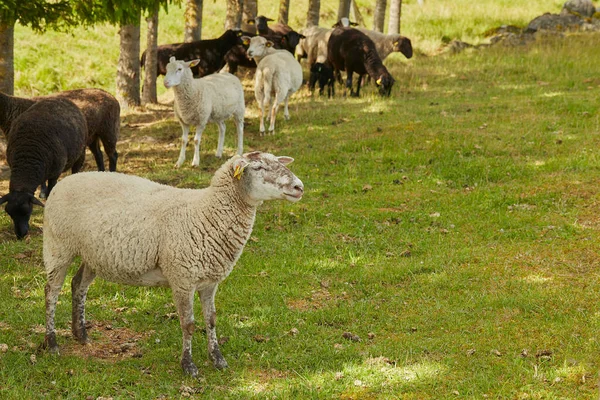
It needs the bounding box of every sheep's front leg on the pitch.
[192,124,206,167]
[346,70,356,97]
[355,73,364,97]
[173,288,199,377]
[176,124,190,168]
[199,284,228,369]
[215,121,226,158]
[71,263,96,344]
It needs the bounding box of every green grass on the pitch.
[2,1,600,399]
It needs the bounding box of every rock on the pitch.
[526,12,585,32]
[561,0,596,17]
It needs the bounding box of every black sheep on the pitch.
[0,98,87,239]
[327,27,395,97]
[309,62,335,98]
[140,29,245,77]
[0,90,120,172]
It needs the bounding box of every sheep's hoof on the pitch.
[42,334,60,355]
[181,359,199,377]
[191,162,199,168]
[284,114,290,121]
[174,162,183,169]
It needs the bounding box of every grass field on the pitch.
[2,1,600,399]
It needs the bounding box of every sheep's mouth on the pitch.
[284,192,303,202]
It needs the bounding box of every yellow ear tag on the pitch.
[243,39,250,45]
[376,78,382,85]
[234,165,245,180]
[266,42,272,47]
[393,41,398,46]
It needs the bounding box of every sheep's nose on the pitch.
[294,184,304,194]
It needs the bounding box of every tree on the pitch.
[306,0,320,27]
[225,0,243,29]
[142,5,159,105]
[278,0,290,25]
[0,0,75,95]
[184,0,202,42]
[338,0,351,21]
[388,0,402,34]
[241,0,257,34]
[373,0,387,32]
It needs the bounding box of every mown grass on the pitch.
[2,1,600,399]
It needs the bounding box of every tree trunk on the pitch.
[351,0,365,26]
[142,7,158,105]
[306,0,320,27]
[338,0,351,21]
[278,0,290,24]
[388,0,402,34]
[184,0,202,42]
[116,22,141,111]
[0,20,14,95]
[225,0,243,30]
[373,0,387,32]
[241,0,257,34]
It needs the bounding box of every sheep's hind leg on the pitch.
[43,251,72,353]
[173,288,199,377]
[89,137,105,171]
[199,283,228,369]
[175,125,190,168]
[71,262,96,344]
[268,92,282,135]
[215,121,226,158]
[234,112,244,155]
[283,94,291,121]
[191,124,206,167]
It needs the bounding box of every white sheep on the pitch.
[296,25,332,66]
[356,28,413,61]
[244,36,303,135]
[42,151,304,377]
[164,57,245,168]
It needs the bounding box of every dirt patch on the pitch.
[41,321,151,361]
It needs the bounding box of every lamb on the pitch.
[309,62,335,97]
[164,57,245,168]
[42,151,304,377]
[356,28,413,61]
[244,36,303,135]
[327,27,395,97]
[141,29,245,77]
[0,98,87,239]
[0,89,120,172]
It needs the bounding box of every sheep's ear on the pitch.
[266,41,274,48]
[266,17,274,21]
[232,157,249,180]
[299,34,306,39]
[187,59,200,68]
[277,156,294,166]
[29,195,44,207]
[169,56,176,63]
[0,194,8,206]
[241,36,251,46]
[350,21,359,26]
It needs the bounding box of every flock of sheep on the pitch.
[0,14,411,377]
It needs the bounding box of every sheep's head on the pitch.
[0,191,44,239]
[245,36,274,59]
[394,36,413,59]
[332,17,358,28]
[164,57,200,88]
[252,15,273,35]
[281,31,306,52]
[376,73,395,97]
[232,151,304,204]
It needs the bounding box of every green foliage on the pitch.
[72,0,177,26]
[0,0,75,31]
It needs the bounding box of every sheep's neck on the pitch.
[8,164,44,195]
[252,47,279,65]
[0,92,35,139]
[172,76,203,107]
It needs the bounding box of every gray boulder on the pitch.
[561,0,596,17]
[527,12,585,32]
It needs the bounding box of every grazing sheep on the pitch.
[42,151,304,377]
[0,89,120,173]
[357,28,413,61]
[164,57,245,168]
[244,36,303,135]
[141,29,245,77]
[327,27,395,97]
[0,98,87,239]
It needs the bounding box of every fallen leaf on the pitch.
[253,335,270,343]
[342,332,360,342]
[362,184,373,192]
[490,349,502,357]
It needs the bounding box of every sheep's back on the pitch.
[257,52,303,92]
[7,99,87,180]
